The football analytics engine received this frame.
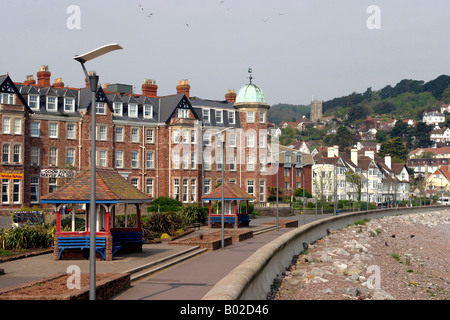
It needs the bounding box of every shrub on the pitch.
[180,204,208,225]
[147,197,182,213]
[0,224,55,250]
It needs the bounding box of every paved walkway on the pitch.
[0,213,332,299]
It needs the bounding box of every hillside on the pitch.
[267,75,450,125]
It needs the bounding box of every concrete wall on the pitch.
[202,205,449,300]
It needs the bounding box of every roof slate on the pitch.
[41,168,152,203]
[201,182,255,201]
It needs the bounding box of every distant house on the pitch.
[409,146,450,159]
[423,111,445,125]
[430,126,450,144]
[440,104,450,114]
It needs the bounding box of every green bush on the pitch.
[180,204,208,225]
[147,197,182,213]
[0,224,55,250]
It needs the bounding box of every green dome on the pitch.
[235,83,267,105]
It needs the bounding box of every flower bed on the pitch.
[0,273,130,300]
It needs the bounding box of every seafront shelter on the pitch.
[41,168,152,261]
[202,182,255,229]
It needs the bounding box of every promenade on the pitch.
[0,213,332,299]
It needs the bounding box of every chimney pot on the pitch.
[37,65,51,87]
[142,79,158,97]
[176,79,190,98]
[225,89,237,103]
[23,75,36,85]
[52,78,64,88]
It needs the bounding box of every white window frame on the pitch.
[49,123,58,138]
[146,129,154,143]
[13,144,21,163]
[173,152,180,169]
[174,179,180,201]
[13,179,20,204]
[131,128,139,143]
[146,179,153,196]
[190,179,196,202]
[30,177,40,204]
[64,98,75,112]
[31,146,40,165]
[247,111,254,123]
[99,125,107,141]
[228,111,235,124]
[146,152,154,169]
[1,179,9,204]
[14,118,21,135]
[246,134,255,148]
[144,105,153,119]
[67,123,75,139]
[247,155,255,171]
[28,95,39,110]
[203,109,210,122]
[115,127,123,142]
[259,111,265,123]
[2,144,10,163]
[215,110,223,123]
[128,103,138,117]
[131,151,139,168]
[116,150,124,168]
[182,179,188,203]
[2,117,10,134]
[31,121,40,137]
[46,96,57,111]
[113,102,123,116]
[96,102,106,115]
[229,133,237,147]
[247,180,255,196]
[66,148,75,166]
[49,147,58,166]
[99,149,107,167]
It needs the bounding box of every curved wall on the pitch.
[202,205,449,300]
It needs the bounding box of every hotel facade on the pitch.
[0,66,310,213]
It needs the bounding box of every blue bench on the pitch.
[209,215,250,228]
[57,236,120,260]
[112,232,144,253]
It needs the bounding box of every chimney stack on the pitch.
[225,89,236,103]
[23,75,36,86]
[37,65,51,87]
[351,148,358,166]
[142,79,158,97]
[52,78,65,88]
[385,154,391,169]
[176,79,190,99]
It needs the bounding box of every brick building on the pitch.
[0,66,312,214]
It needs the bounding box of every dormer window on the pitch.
[28,95,39,109]
[203,109,210,122]
[64,98,75,112]
[46,96,57,111]
[113,102,123,116]
[144,105,153,119]
[228,111,235,124]
[215,110,223,123]
[128,103,138,117]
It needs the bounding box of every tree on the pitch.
[378,137,408,162]
[345,170,362,210]
[376,129,388,143]
[335,126,353,150]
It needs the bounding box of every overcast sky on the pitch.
[1,0,449,105]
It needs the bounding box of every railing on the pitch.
[202,205,449,300]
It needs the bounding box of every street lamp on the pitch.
[214,127,232,250]
[73,43,122,300]
[271,150,285,232]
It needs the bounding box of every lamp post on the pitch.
[214,127,232,250]
[271,150,285,232]
[73,43,122,300]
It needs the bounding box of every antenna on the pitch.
[248,68,253,84]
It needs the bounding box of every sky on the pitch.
[1,0,449,106]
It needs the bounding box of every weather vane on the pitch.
[248,68,253,84]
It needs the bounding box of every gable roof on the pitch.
[0,75,32,113]
[201,182,255,201]
[41,168,152,204]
